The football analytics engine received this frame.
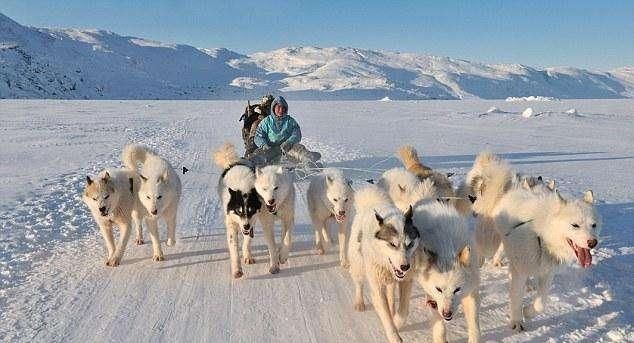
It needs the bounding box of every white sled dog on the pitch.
[83,168,145,266]
[306,168,354,267]
[123,143,182,261]
[413,201,481,343]
[493,185,601,332]
[213,143,263,278]
[348,184,420,343]
[254,164,296,273]
[377,167,437,213]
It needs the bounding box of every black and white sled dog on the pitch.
[413,200,481,343]
[83,168,145,266]
[254,164,296,274]
[213,143,262,278]
[306,168,354,267]
[123,143,182,261]
[348,184,420,343]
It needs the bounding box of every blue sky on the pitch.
[1,1,632,69]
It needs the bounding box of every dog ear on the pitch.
[537,175,543,182]
[404,205,413,223]
[255,166,262,177]
[446,172,455,178]
[547,179,556,191]
[276,166,284,174]
[398,184,406,193]
[556,190,567,205]
[101,171,110,183]
[468,195,477,204]
[521,178,531,190]
[326,175,334,184]
[458,245,471,267]
[140,174,148,182]
[374,210,384,226]
[158,171,169,184]
[86,176,93,185]
[583,190,594,204]
[346,179,353,187]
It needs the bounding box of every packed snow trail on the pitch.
[0,100,632,342]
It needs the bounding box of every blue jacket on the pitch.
[254,96,302,148]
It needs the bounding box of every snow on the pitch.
[506,96,559,102]
[378,96,392,102]
[521,107,536,118]
[0,99,632,342]
[1,13,632,100]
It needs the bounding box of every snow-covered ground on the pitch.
[0,99,632,342]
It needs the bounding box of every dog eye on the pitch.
[333,198,338,202]
[591,223,596,228]
[104,194,109,199]
[435,287,443,293]
[453,287,461,294]
[157,195,162,199]
[146,195,151,199]
[273,186,278,190]
[571,223,580,229]
[389,242,397,248]
[344,199,348,203]
[92,197,97,201]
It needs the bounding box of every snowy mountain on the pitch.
[1,13,632,100]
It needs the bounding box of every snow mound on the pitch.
[487,106,504,113]
[565,108,580,116]
[378,96,392,102]
[506,96,559,102]
[522,107,536,118]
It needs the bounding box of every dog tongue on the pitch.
[578,247,592,268]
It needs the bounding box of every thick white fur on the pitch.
[255,165,296,273]
[493,187,601,332]
[213,143,260,278]
[306,168,354,266]
[464,152,515,266]
[123,143,182,261]
[83,168,146,267]
[377,168,437,213]
[348,184,419,343]
[413,201,481,343]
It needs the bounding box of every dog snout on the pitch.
[338,210,345,216]
[267,199,275,205]
[587,238,597,249]
[400,264,410,272]
[151,209,158,215]
[442,309,453,319]
[243,223,251,230]
[99,206,107,215]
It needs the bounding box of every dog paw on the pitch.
[315,246,325,255]
[269,265,280,274]
[134,238,144,245]
[233,270,244,279]
[354,302,365,312]
[244,256,255,265]
[106,255,121,267]
[152,254,165,262]
[510,321,525,333]
[278,250,289,264]
[166,238,176,247]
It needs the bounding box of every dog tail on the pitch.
[396,145,433,179]
[474,151,514,214]
[122,143,154,170]
[212,143,240,169]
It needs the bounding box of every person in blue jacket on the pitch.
[249,96,320,164]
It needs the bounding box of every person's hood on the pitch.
[269,96,288,116]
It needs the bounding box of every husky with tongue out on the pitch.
[493,185,601,333]
[306,168,354,266]
[254,165,296,274]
